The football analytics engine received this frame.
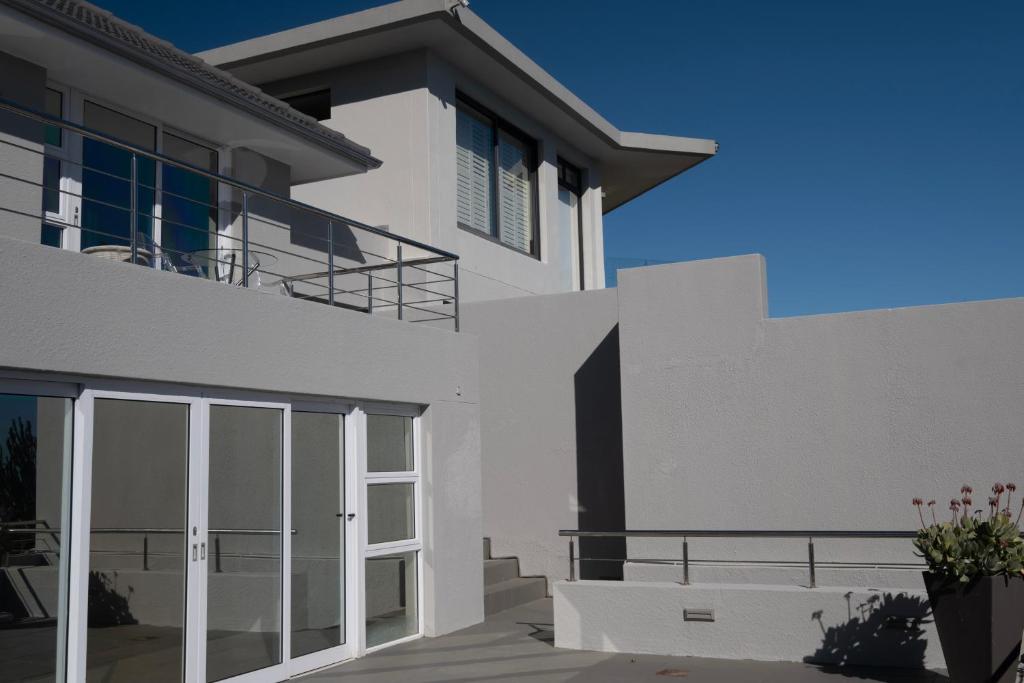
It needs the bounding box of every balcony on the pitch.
[0,98,460,330]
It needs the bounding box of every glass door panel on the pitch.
[0,393,72,683]
[205,405,282,682]
[290,411,344,659]
[86,398,189,682]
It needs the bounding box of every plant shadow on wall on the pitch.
[804,592,946,680]
[88,571,137,627]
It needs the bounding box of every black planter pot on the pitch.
[923,572,1024,683]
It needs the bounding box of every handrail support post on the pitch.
[569,537,576,582]
[327,220,335,306]
[808,537,816,589]
[682,537,689,585]
[129,153,138,265]
[241,192,250,288]
[367,273,374,314]
[453,261,460,332]
[396,245,404,320]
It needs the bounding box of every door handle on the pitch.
[347,513,356,521]
[200,542,206,560]
[192,544,198,561]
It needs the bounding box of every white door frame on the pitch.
[284,401,358,678]
[25,376,424,682]
[66,387,204,683]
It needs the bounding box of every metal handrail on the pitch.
[0,97,460,328]
[0,97,456,260]
[559,529,936,588]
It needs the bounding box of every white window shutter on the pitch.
[497,132,532,252]
[456,109,493,235]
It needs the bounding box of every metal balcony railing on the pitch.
[0,98,460,330]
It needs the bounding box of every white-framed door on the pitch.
[17,377,428,682]
[67,387,205,683]
[283,402,358,678]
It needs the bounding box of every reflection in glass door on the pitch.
[85,398,190,682]
[205,404,283,682]
[289,411,349,670]
[0,391,73,683]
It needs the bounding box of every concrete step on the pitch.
[483,537,492,560]
[484,576,547,616]
[484,558,520,586]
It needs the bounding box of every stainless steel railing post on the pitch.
[682,538,689,585]
[808,537,816,589]
[129,153,138,265]
[367,273,374,314]
[327,220,335,306]
[453,261,460,332]
[569,537,576,581]
[241,192,250,288]
[396,244,404,320]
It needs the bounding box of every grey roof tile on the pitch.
[3,0,381,168]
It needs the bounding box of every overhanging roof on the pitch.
[0,0,382,180]
[198,0,717,213]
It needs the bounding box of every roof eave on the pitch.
[3,0,382,171]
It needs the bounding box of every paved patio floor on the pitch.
[310,599,949,683]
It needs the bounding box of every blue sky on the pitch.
[108,0,1023,316]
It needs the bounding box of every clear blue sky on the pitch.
[107,0,1023,316]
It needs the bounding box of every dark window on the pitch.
[282,89,332,121]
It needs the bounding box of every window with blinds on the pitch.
[455,96,537,256]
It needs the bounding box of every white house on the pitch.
[198,0,717,302]
[3,0,1022,680]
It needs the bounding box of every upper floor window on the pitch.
[455,95,537,256]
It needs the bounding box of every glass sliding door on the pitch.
[160,134,218,274]
[289,411,349,668]
[205,404,283,682]
[85,398,190,682]
[80,101,157,256]
[0,391,72,683]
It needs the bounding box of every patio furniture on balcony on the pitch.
[0,97,461,330]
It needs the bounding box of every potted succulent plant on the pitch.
[913,484,1024,683]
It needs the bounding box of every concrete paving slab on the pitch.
[308,599,949,683]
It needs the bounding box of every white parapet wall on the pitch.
[553,580,945,670]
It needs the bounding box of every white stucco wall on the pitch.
[0,235,484,637]
[554,580,945,669]
[262,50,605,304]
[461,289,622,583]
[618,255,1024,579]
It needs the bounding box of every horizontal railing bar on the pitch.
[405,262,454,280]
[622,558,928,568]
[0,97,458,261]
[4,526,296,535]
[407,317,456,325]
[280,254,453,284]
[559,530,920,539]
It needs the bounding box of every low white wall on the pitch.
[554,580,945,669]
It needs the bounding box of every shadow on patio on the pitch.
[308,599,949,683]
